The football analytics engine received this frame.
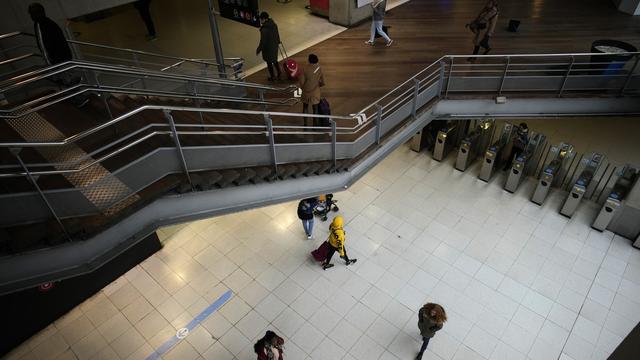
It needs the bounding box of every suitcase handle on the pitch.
[279,43,289,61]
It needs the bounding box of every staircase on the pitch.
[0,51,639,294]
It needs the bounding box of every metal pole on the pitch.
[498,56,510,96]
[375,104,382,145]
[558,56,575,97]
[207,0,227,78]
[164,110,194,190]
[11,148,72,242]
[264,114,278,178]
[411,78,420,118]
[620,55,640,96]
[132,53,148,89]
[444,57,453,98]
[331,120,337,173]
[438,61,446,97]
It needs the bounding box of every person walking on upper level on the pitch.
[365,0,393,47]
[134,0,157,41]
[416,303,447,360]
[298,54,325,127]
[29,3,72,66]
[322,216,357,270]
[256,12,282,81]
[466,0,499,62]
[297,197,318,239]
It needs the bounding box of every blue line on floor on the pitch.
[146,290,233,360]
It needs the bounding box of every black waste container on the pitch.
[590,39,637,75]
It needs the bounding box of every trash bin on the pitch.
[590,39,637,75]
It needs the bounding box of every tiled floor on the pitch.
[6,143,640,360]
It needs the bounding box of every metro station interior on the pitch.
[1,0,640,359]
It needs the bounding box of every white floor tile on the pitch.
[291,321,324,354]
[464,325,499,359]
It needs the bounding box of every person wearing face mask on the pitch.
[416,303,447,360]
[466,0,499,62]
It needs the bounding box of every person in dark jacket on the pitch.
[133,0,157,40]
[416,303,447,360]
[29,3,72,65]
[466,0,499,62]
[503,122,529,170]
[254,330,284,360]
[297,197,318,239]
[256,12,281,81]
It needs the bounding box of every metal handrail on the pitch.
[0,31,35,40]
[0,53,41,67]
[0,52,638,171]
[68,40,242,70]
[0,60,294,93]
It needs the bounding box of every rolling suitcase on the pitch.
[279,44,300,79]
[311,241,331,262]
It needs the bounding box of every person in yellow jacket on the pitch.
[323,216,357,270]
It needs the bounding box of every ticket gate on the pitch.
[433,121,467,161]
[455,120,494,171]
[560,153,606,217]
[593,166,638,231]
[504,132,547,193]
[531,143,576,205]
[479,123,514,182]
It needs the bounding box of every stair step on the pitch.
[217,169,240,187]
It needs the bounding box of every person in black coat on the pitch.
[256,12,281,81]
[28,3,72,65]
[133,0,157,40]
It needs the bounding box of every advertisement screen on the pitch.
[219,0,260,27]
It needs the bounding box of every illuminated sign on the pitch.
[219,0,260,27]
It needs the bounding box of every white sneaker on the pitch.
[386,39,394,47]
[307,235,312,240]
[365,40,374,46]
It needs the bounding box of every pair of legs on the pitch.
[503,146,524,170]
[367,20,392,45]
[416,337,430,360]
[301,218,314,238]
[266,61,281,81]
[468,32,491,62]
[322,244,356,269]
[302,102,319,127]
[134,0,156,39]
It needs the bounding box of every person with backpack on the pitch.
[254,330,284,360]
[322,216,357,270]
[466,0,499,62]
[297,197,318,239]
[256,12,282,81]
[298,54,325,127]
[365,0,393,47]
[416,303,447,360]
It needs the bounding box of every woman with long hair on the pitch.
[416,303,447,360]
[254,330,284,360]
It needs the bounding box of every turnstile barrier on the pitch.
[455,120,494,171]
[531,143,575,205]
[504,132,547,193]
[479,123,514,182]
[433,121,467,161]
[560,153,605,217]
[593,166,638,232]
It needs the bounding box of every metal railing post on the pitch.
[620,55,640,96]
[11,148,72,242]
[132,53,147,89]
[411,78,420,118]
[558,56,575,97]
[498,56,510,96]
[259,89,266,111]
[264,114,278,178]
[438,61,446,97]
[375,104,383,145]
[164,110,193,190]
[190,82,205,127]
[331,120,337,173]
[444,57,453,98]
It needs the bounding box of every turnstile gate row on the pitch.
[560,153,605,217]
[593,166,639,232]
[433,121,467,161]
